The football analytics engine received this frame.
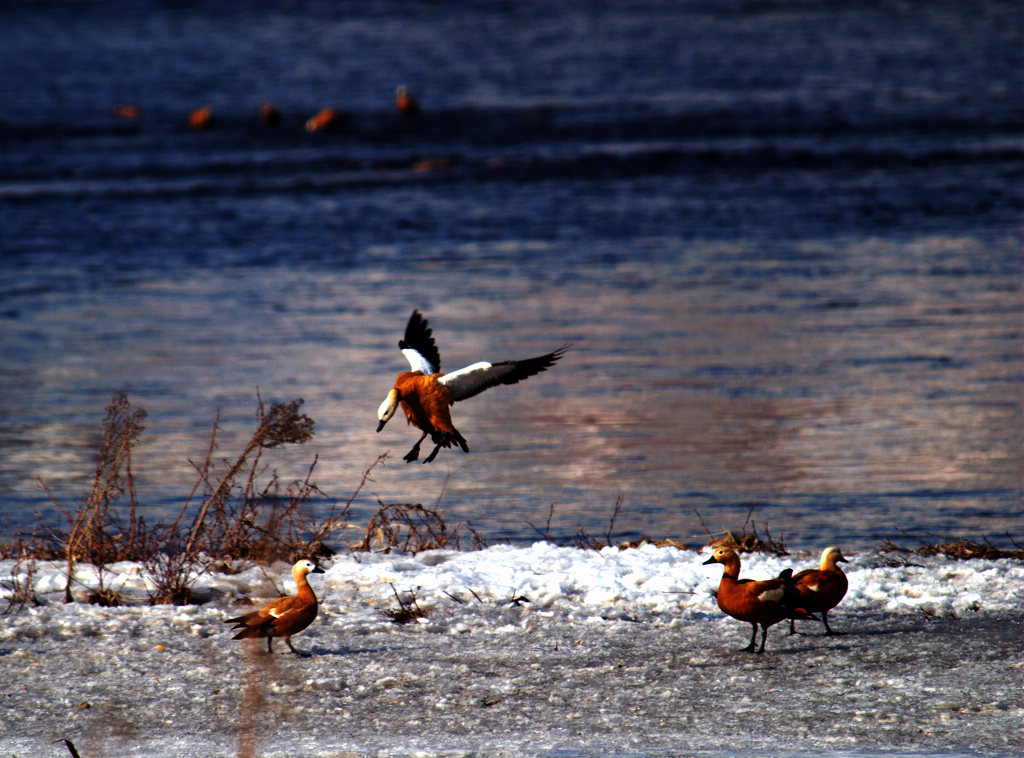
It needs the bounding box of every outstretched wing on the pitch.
[398,309,441,374]
[440,345,568,403]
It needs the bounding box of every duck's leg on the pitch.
[285,637,311,657]
[403,430,428,462]
[742,623,758,653]
[756,625,768,654]
[822,612,844,636]
[266,637,273,654]
[422,443,443,463]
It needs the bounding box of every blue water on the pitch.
[1,0,1021,551]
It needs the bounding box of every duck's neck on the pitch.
[821,555,843,572]
[719,557,741,580]
[294,572,318,602]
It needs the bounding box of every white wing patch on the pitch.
[757,586,784,604]
[402,347,437,374]
[439,362,493,383]
[268,604,295,619]
[439,362,495,400]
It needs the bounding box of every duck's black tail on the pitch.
[778,568,818,621]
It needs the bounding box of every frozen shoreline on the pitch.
[1,544,1021,757]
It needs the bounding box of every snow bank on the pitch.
[3,542,1020,620]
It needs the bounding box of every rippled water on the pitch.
[1,0,1021,550]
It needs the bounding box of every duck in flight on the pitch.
[377,309,568,463]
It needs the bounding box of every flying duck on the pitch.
[377,309,568,463]
[702,546,811,654]
[789,545,849,636]
[224,559,324,656]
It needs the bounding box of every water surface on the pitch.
[1,0,1021,549]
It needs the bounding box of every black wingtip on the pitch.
[400,309,441,371]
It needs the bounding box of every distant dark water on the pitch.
[1,0,1021,550]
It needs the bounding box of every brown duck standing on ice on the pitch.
[789,545,849,636]
[703,546,812,653]
[225,559,324,656]
[376,309,568,463]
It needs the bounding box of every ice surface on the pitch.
[1,544,1021,757]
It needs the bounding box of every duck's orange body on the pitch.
[305,107,343,132]
[189,106,213,130]
[388,371,467,456]
[395,85,420,115]
[789,545,848,636]
[377,310,567,463]
[225,559,324,656]
[703,546,809,653]
[112,104,141,119]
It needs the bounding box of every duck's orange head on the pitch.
[820,545,847,569]
[292,558,325,581]
[702,545,739,566]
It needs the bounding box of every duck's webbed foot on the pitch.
[404,431,429,463]
[285,638,312,657]
[422,444,442,464]
[822,616,845,636]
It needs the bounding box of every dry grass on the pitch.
[695,504,789,556]
[381,583,428,624]
[880,530,1024,561]
[8,392,356,606]
[353,500,483,553]
[1,541,41,614]
[0,392,489,609]
[352,472,486,554]
[528,495,636,550]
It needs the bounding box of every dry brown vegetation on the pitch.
[0,392,464,608]
[26,392,342,605]
[879,531,1024,562]
[695,504,789,556]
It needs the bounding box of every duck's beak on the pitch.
[702,555,717,565]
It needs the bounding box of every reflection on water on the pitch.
[2,238,1019,550]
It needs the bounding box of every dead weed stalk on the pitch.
[21,392,361,606]
[695,504,789,556]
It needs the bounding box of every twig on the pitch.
[527,504,557,541]
[605,495,624,546]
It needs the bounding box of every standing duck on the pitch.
[376,309,568,463]
[225,559,324,656]
[789,545,849,636]
[394,85,421,116]
[702,546,809,653]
